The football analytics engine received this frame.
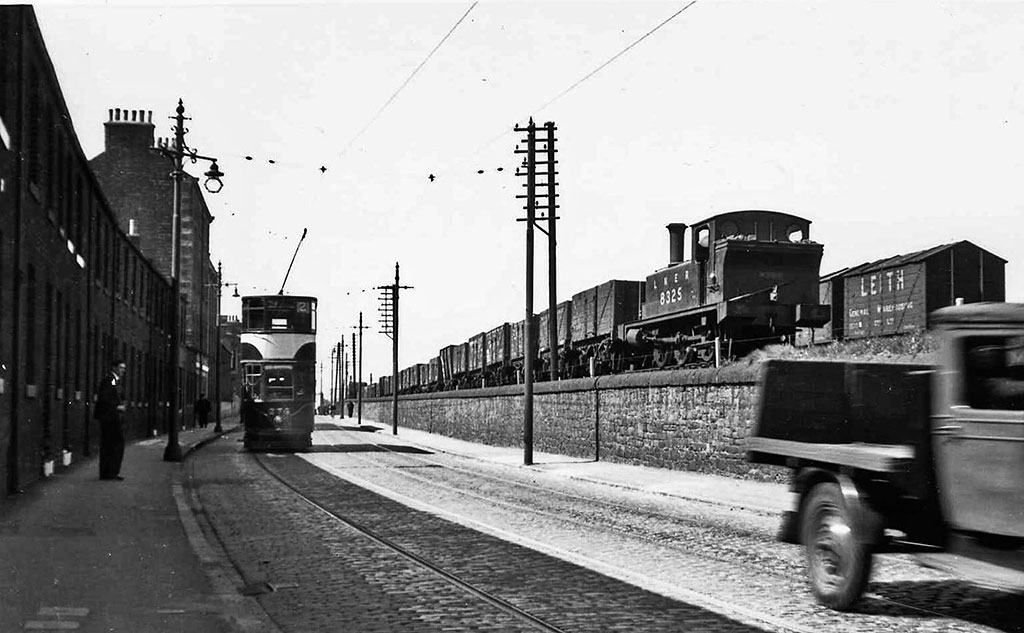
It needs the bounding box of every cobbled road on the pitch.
[185,425,1023,632]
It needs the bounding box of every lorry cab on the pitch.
[931,303,1024,540]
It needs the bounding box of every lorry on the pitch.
[747,302,1024,610]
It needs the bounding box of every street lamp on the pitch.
[156,98,225,462]
[209,260,238,433]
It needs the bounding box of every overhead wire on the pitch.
[466,1,704,170]
[339,1,479,159]
[211,2,698,183]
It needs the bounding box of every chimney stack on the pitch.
[103,105,156,152]
[667,223,688,265]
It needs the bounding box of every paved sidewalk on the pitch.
[0,417,266,633]
[326,415,793,515]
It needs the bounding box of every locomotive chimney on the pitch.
[667,223,688,265]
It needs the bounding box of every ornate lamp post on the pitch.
[156,99,224,462]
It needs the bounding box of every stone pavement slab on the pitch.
[0,419,265,633]
[325,415,792,514]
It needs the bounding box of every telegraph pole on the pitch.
[352,316,369,424]
[350,332,356,417]
[335,341,342,415]
[515,118,537,465]
[340,338,346,415]
[378,262,413,435]
[515,118,560,464]
[329,345,336,416]
[544,121,559,380]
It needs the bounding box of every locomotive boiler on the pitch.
[624,210,831,367]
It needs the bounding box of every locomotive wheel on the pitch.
[801,482,874,610]
[673,348,690,366]
[653,348,671,369]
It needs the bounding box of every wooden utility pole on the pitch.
[329,345,336,415]
[378,262,412,435]
[352,316,369,424]
[339,338,345,415]
[544,121,559,380]
[514,118,559,465]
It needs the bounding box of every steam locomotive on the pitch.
[379,210,831,394]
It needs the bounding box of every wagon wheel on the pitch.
[801,482,878,610]
[595,339,612,375]
[692,343,716,368]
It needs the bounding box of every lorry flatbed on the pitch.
[747,436,916,473]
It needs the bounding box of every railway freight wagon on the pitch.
[415,363,429,392]
[797,241,1007,346]
[624,210,831,368]
[839,241,1005,340]
[467,332,488,389]
[537,302,572,377]
[439,342,470,390]
[426,357,440,391]
[398,365,422,394]
[570,280,644,376]
[485,324,511,386]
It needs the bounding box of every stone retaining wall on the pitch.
[362,364,787,482]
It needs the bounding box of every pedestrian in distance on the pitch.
[195,394,212,429]
[346,400,354,418]
[95,359,127,481]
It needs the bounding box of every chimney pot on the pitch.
[108,108,113,121]
[115,108,121,121]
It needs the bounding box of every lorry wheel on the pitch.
[801,482,873,610]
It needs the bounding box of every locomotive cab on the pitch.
[625,210,830,368]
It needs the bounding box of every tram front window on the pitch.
[264,364,294,401]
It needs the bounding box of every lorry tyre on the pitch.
[801,481,873,610]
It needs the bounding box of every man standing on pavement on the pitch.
[95,359,127,481]
[195,394,212,428]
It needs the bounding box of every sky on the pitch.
[30,0,1024,383]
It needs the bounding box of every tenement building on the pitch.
[90,107,220,414]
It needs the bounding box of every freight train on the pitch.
[374,210,831,396]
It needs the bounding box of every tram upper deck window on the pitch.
[242,297,317,333]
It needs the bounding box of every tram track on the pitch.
[251,451,570,633]
[289,440,820,633]
[305,427,1009,632]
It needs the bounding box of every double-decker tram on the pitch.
[239,295,317,451]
